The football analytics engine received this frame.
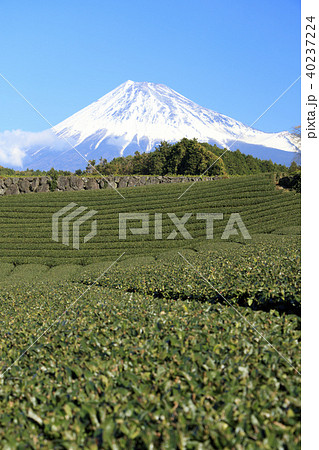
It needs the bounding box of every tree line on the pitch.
[82,138,294,177]
[1,138,299,178]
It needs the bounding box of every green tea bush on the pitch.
[0,279,300,448]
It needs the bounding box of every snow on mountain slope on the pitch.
[22,80,298,171]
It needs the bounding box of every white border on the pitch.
[302,0,319,448]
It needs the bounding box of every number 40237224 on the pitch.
[306,16,316,79]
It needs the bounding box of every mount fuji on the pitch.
[20,80,298,171]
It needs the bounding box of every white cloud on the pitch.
[0,129,68,168]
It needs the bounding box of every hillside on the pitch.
[0,173,301,447]
[0,174,300,266]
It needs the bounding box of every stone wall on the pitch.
[0,175,220,197]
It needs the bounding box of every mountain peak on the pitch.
[122,80,166,87]
[117,80,175,96]
[22,81,298,171]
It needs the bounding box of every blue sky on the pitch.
[0,0,300,134]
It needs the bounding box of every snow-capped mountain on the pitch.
[22,80,298,170]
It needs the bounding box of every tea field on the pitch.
[0,175,301,448]
[0,174,300,265]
